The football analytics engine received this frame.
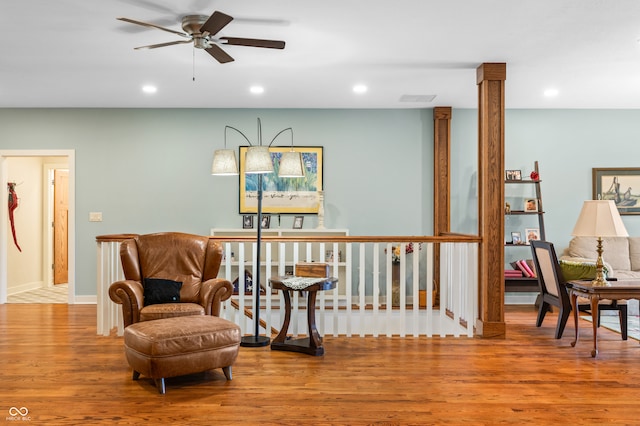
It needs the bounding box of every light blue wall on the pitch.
[2,108,639,297]
[449,108,640,262]
[0,108,432,297]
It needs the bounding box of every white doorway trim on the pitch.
[0,150,75,304]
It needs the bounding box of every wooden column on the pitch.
[433,107,452,306]
[476,63,506,338]
[433,107,452,235]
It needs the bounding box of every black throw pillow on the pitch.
[143,278,182,306]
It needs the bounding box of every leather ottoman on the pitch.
[123,315,241,394]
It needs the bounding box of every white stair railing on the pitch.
[96,235,479,338]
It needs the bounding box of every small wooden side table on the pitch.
[567,279,640,357]
[269,276,337,356]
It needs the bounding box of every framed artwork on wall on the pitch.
[239,146,323,214]
[293,216,304,229]
[593,167,640,215]
[242,215,254,229]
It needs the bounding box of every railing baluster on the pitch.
[291,242,299,336]
[318,242,326,335]
[372,243,380,337]
[358,243,366,336]
[265,243,273,338]
[385,242,393,337]
[331,241,340,337]
[426,242,434,337]
[411,241,420,337]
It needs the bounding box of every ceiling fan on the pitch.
[117,10,285,64]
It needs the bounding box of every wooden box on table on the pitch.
[295,262,330,278]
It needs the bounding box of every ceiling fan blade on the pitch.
[134,40,192,50]
[200,11,233,36]
[221,37,285,49]
[117,17,190,38]
[205,44,235,63]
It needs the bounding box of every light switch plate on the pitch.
[89,212,102,222]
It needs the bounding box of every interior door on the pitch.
[53,169,68,285]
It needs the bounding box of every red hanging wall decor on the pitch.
[7,182,21,252]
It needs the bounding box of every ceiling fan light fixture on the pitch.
[193,36,208,49]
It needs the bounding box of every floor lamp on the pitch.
[211,118,304,347]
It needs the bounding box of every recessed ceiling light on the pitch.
[353,84,368,94]
[142,85,157,94]
[544,88,559,97]
[250,86,264,94]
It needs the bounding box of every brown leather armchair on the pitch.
[109,232,233,328]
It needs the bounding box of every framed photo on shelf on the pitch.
[524,198,538,212]
[505,170,522,181]
[293,216,304,229]
[511,231,522,245]
[525,228,540,244]
[261,215,271,229]
[592,167,640,215]
[242,215,254,229]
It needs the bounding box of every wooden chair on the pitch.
[530,240,627,339]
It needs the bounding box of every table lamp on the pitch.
[571,200,628,286]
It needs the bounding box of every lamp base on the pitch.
[591,277,611,287]
[240,335,270,347]
[592,238,611,287]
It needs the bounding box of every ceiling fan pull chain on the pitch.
[192,47,196,82]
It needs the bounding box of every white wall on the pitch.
[6,157,44,293]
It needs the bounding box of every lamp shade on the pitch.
[211,149,238,175]
[245,146,274,174]
[572,200,629,237]
[278,151,305,178]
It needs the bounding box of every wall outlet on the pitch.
[89,212,102,222]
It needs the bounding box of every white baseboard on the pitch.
[505,292,537,305]
[7,281,45,296]
[73,295,97,304]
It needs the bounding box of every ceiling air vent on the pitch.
[399,94,436,103]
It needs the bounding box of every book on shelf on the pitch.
[511,259,536,278]
[520,260,536,277]
[504,269,524,278]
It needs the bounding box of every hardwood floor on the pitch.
[2,304,640,425]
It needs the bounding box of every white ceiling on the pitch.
[2,0,640,109]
